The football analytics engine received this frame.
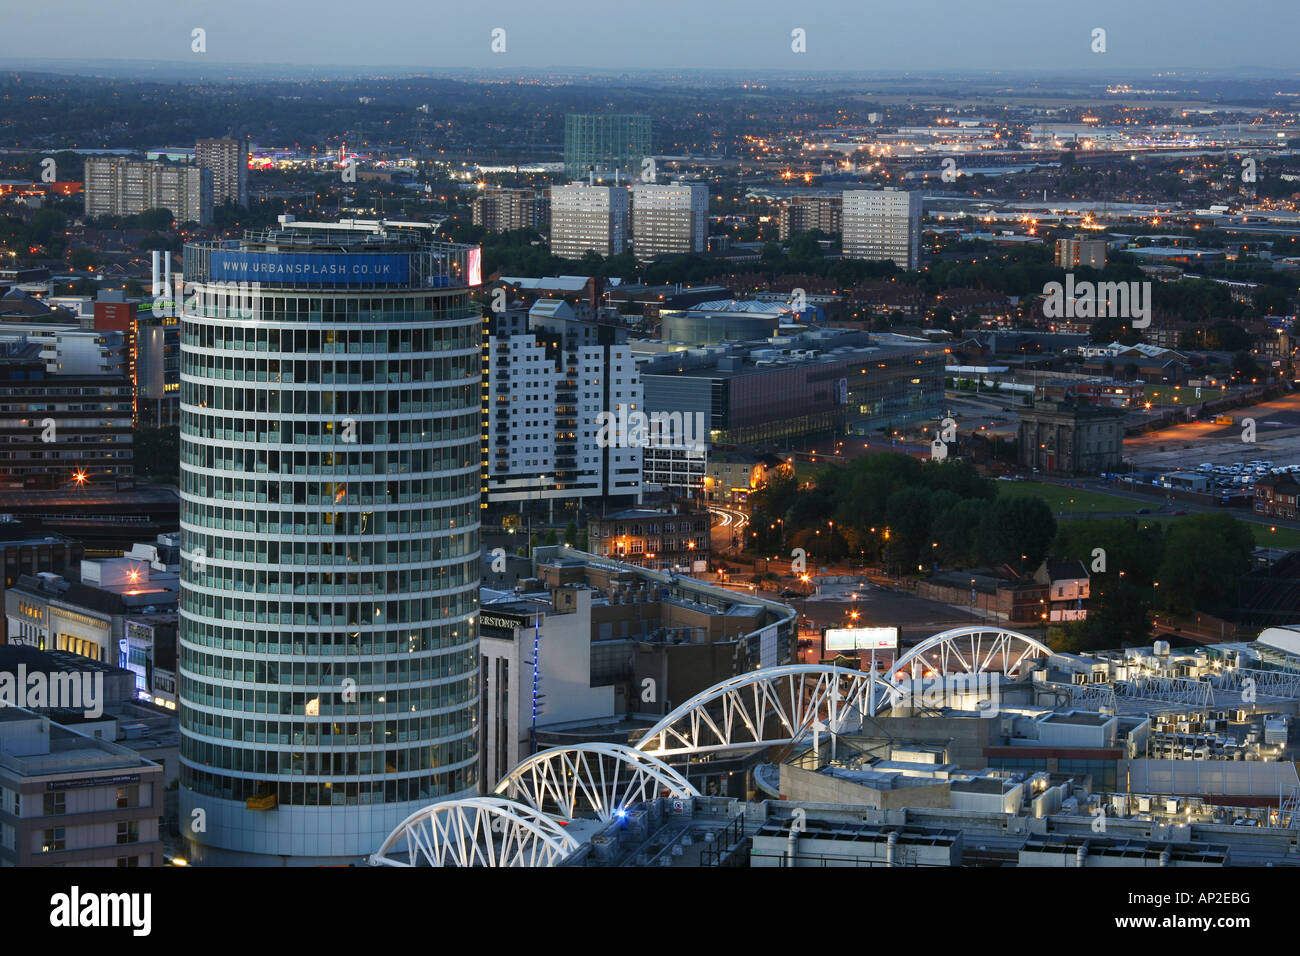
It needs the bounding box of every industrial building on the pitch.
[639,328,947,446]
[586,506,708,572]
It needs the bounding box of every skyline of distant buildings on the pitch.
[5,73,1300,874]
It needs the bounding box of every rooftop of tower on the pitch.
[235,215,456,252]
[182,216,482,290]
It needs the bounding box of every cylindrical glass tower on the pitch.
[177,221,481,864]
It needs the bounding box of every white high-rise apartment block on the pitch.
[549,182,629,258]
[842,188,922,269]
[629,181,708,260]
[484,300,642,507]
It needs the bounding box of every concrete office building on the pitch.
[550,183,629,258]
[83,157,213,226]
[472,187,543,234]
[477,586,614,790]
[0,333,134,490]
[779,194,842,240]
[0,708,165,866]
[0,517,84,645]
[178,219,482,864]
[5,554,179,665]
[195,137,249,208]
[483,300,642,512]
[629,182,708,260]
[842,188,922,269]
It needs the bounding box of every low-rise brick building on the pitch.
[1255,475,1300,520]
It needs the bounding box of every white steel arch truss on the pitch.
[369,797,579,868]
[493,743,700,822]
[632,665,898,758]
[890,626,1051,684]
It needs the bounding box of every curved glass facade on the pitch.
[178,233,481,864]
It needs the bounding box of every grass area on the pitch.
[1143,384,1223,405]
[795,462,831,483]
[1000,481,1300,548]
[1128,516,1300,550]
[996,480,1138,515]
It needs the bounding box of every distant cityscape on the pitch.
[5,28,1300,885]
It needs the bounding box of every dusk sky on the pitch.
[3,0,1300,75]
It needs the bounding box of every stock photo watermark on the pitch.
[0,666,104,718]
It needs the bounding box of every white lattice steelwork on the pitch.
[632,665,898,757]
[1067,682,1118,711]
[1209,667,1300,700]
[890,626,1051,684]
[1115,676,1214,708]
[369,797,579,868]
[493,743,699,822]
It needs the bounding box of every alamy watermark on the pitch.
[150,275,262,320]
[596,403,708,450]
[0,665,104,718]
[1042,275,1151,329]
[50,886,151,936]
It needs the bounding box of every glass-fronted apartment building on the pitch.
[563,113,652,183]
[177,219,482,864]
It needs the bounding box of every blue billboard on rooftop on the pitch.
[209,250,410,286]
